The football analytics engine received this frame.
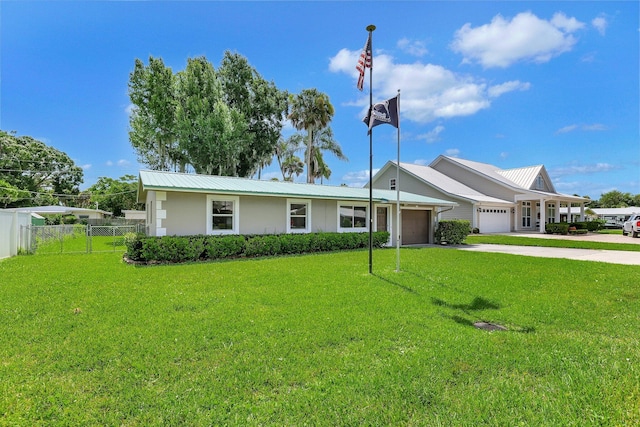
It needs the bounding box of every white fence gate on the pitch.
[0,211,31,259]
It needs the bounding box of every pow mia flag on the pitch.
[362,95,399,135]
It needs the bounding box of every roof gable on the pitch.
[498,165,556,193]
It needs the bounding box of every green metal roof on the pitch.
[137,170,457,207]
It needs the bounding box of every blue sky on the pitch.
[2,1,638,200]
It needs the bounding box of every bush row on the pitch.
[124,231,391,263]
[434,220,471,245]
[546,220,603,234]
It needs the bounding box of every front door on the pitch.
[376,206,392,246]
[522,202,531,228]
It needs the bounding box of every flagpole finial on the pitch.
[366,24,376,32]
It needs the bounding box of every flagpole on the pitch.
[366,24,376,275]
[395,89,401,272]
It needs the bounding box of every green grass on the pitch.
[466,233,640,251]
[1,249,639,425]
[33,235,127,254]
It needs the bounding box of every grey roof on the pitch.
[434,156,525,189]
[3,205,113,215]
[498,165,543,189]
[137,170,457,207]
[397,162,514,205]
[433,156,584,202]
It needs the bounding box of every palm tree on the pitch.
[282,156,305,181]
[288,89,335,183]
[274,134,303,180]
[305,127,348,184]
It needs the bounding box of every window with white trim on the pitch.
[206,195,239,235]
[287,199,311,233]
[547,203,556,223]
[536,175,545,190]
[338,202,368,231]
[389,178,396,190]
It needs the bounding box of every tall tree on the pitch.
[0,131,83,207]
[305,127,348,184]
[217,52,289,177]
[598,190,633,208]
[274,134,303,181]
[174,57,247,175]
[128,53,288,178]
[86,175,142,216]
[288,89,335,183]
[128,57,184,171]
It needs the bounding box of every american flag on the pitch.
[356,33,372,91]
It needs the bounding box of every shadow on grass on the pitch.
[373,273,418,294]
[432,296,500,312]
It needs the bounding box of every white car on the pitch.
[622,213,640,237]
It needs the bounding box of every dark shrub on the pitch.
[435,220,470,245]
[204,235,246,259]
[126,231,393,264]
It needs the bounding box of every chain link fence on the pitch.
[22,224,145,254]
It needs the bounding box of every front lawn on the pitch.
[1,249,639,425]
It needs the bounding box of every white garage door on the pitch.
[478,207,510,233]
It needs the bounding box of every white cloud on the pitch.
[445,148,460,157]
[592,15,608,36]
[488,80,531,98]
[418,125,445,143]
[555,123,607,134]
[106,160,114,167]
[341,168,379,187]
[499,152,508,159]
[397,38,428,57]
[451,11,585,68]
[413,159,429,166]
[329,48,529,124]
[549,162,618,178]
[81,164,92,170]
[117,159,131,167]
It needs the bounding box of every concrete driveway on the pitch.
[457,232,640,265]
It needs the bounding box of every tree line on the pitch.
[128,52,346,184]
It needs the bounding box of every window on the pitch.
[207,195,239,235]
[547,203,556,223]
[287,199,311,233]
[536,175,545,190]
[338,203,368,231]
[522,201,531,227]
[389,178,396,190]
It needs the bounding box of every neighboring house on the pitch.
[4,206,112,221]
[122,210,146,221]
[371,155,587,234]
[137,170,458,246]
[564,207,639,228]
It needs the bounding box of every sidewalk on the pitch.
[457,244,640,265]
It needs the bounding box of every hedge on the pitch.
[545,223,570,235]
[434,220,470,245]
[124,231,390,264]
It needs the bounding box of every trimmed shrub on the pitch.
[125,231,392,264]
[545,222,569,235]
[123,232,144,261]
[244,235,282,257]
[571,220,604,232]
[435,220,470,245]
[204,235,246,259]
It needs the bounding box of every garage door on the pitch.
[402,210,430,245]
[478,207,510,233]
